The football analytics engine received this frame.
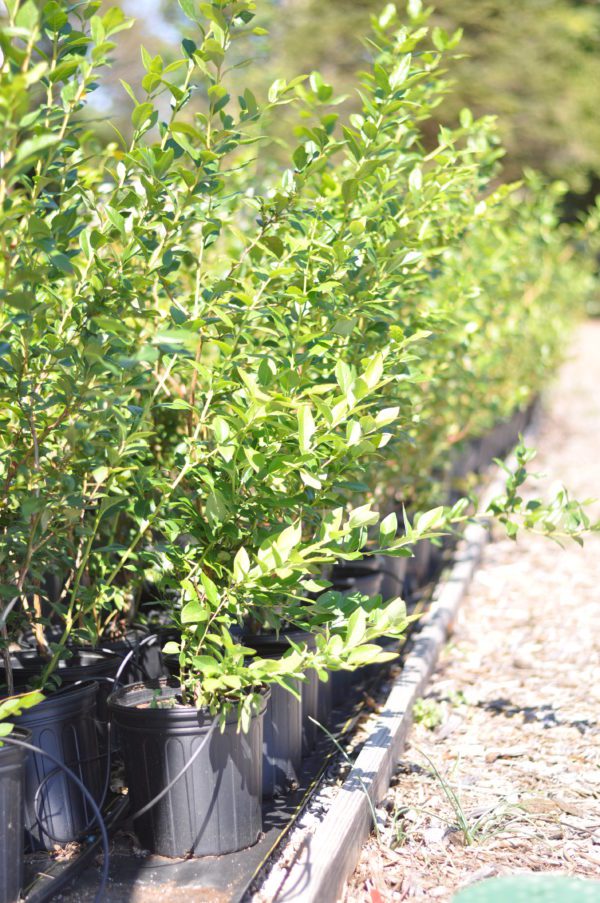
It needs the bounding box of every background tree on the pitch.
[91,0,600,197]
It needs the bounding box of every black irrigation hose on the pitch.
[112,631,161,687]
[1,734,109,903]
[31,722,113,845]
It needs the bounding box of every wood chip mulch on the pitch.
[344,322,600,902]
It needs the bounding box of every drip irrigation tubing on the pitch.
[31,723,113,844]
[0,734,109,903]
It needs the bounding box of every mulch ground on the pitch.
[344,322,600,902]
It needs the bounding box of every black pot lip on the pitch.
[3,681,99,724]
[108,677,269,727]
[241,628,316,654]
[4,647,120,672]
[2,650,118,696]
[84,622,150,650]
[332,556,381,576]
[0,726,32,761]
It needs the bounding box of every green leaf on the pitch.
[0,691,44,724]
[300,469,322,490]
[268,78,287,103]
[233,546,251,582]
[346,608,366,648]
[409,167,423,192]
[335,360,353,394]
[415,507,445,534]
[206,490,228,527]
[348,504,379,529]
[432,27,448,51]
[178,0,199,22]
[181,599,209,624]
[363,353,384,390]
[390,55,412,89]
[298,405,316,453]
[191,654,221,675]
[212,416,229,443]
[380,512,398,544]
[346,420,362,446]
[375,407,399,426]
[200,571,219,606]
[43,1,68,31]
[342,179,359,205]
[15,0,39,29]
[132,102,155,130]
[13,134,60,167]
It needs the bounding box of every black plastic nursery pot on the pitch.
[2,648,120,744]
[3,648,118,688]
[277,630,320,756]
[109,679,267,858]
[301,666,319,755]
[404,537,435,596]
[378,554,408,602]
[13,682,102,851]
[330,556,406,702]
[0,727,30,903]
[317,671,333,726]
[88,623,168,683]
[331,557,384,599]
[477,408,525,471]
[242,632,305,798]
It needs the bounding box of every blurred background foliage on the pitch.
[95,0,600,208]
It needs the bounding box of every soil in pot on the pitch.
[109,679,267,858]
[0,727,30,903]
[13,682,103,851]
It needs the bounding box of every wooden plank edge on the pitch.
[273,450,528,903]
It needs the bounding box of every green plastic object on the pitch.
[453,875,600,903]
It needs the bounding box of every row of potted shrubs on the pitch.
[0,0,596,899]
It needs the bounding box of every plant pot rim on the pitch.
[6,681,99,728]
[2,649,120,694]
[242,627,317,653]
[4,647,120,668]
[0,725,32,757]
[108,677,269,727]
[86,622,150,646]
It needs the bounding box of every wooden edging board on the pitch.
[273,457,522,903]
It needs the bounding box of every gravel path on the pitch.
[344,322,600,901]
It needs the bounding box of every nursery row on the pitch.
[0,0,596,899]
[1,410,519,902]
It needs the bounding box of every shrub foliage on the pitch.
[0,0,595,713]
